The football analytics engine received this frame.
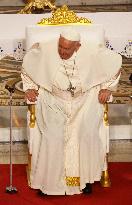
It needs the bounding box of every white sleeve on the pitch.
[21,69,38,92]
[100,73,121,102]
[101,73,121,92]
[21,42,40,92]
[21,69,39,104]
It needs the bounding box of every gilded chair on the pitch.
[25,5,110,188]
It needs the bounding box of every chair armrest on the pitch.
[103,103,109,126]
[28,104,36,128]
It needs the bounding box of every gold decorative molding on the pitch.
[38,5,92,25]
[19,0,56,14]
[28,104,36,128]
[103,103,109,126]
[100,154,111,187]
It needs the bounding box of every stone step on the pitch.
[108,140,132,162]
[0,105,131,141]
[0,140,132,164]
[0,142,28,164]
[110,124,132,140]
[0,106,131,163]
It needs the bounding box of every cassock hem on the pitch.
[30,184,66,195]
[41,189,66,195]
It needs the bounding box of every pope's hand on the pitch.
[98,89,111,104]
[25,89,39,102]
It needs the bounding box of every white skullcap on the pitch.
[60,27,80,41]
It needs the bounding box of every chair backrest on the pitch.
[26,24,105,50]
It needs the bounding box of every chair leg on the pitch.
[26,104,36,186]
[26,153,31,186]
[100,169,111,187]
[100,154,111,187]
[28,104,36,128]
[100,103,111,187]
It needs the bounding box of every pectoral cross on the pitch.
[67,81,76,97]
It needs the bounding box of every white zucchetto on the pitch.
[60,27,80,42]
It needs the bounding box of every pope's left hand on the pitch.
[98,89,112,104]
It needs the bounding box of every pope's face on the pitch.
[58,36,80,60]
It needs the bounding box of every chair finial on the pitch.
[37,5,92,25]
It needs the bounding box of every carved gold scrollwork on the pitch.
[19,0,56,14]
[38,5,91,25]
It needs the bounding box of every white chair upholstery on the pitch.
[26,24,105,50]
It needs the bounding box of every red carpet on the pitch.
[0,163,132,205]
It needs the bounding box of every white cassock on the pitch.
[21,39,122,195]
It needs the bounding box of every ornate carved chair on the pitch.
[25,5,110,188]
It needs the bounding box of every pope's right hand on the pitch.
[25,89,39,102]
